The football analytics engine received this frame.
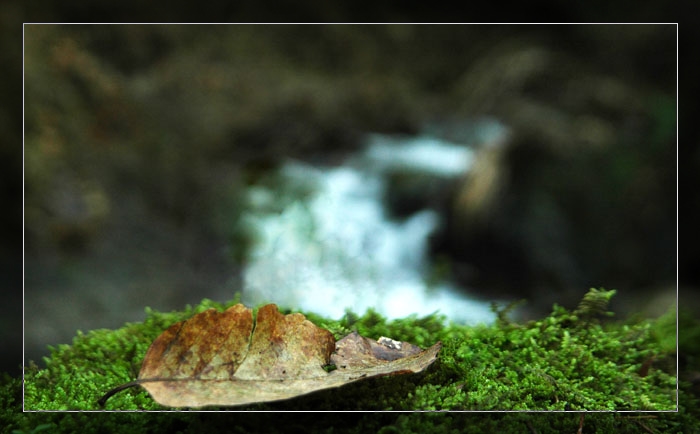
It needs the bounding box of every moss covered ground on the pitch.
[5,289,699,433]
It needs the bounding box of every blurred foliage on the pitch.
[23,25,485,259]
[20,23,680,376]
[22,24,677,279]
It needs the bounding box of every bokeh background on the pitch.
[9,23,684,377]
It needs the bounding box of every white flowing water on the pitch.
[240,129,506,323]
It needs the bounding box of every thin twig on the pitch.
[633,419,658,434]
[577,413,585,434]
[525,420,538,434]
[97,380,142,407]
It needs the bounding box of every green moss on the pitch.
[4,289,699,433]
[22,298,245,412]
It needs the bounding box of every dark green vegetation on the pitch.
[5,289,699,433]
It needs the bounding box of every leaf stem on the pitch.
[97,380,143,407]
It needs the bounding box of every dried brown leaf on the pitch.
[100,303,440,408]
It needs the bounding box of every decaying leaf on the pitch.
[99,303,441,408]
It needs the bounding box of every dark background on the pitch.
[0,13,690,383]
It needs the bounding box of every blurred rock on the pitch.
[431,34,676,316]
[26,171,110,255]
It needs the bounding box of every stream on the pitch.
[240,126,509,323]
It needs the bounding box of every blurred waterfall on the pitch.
[241,130,506,323]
